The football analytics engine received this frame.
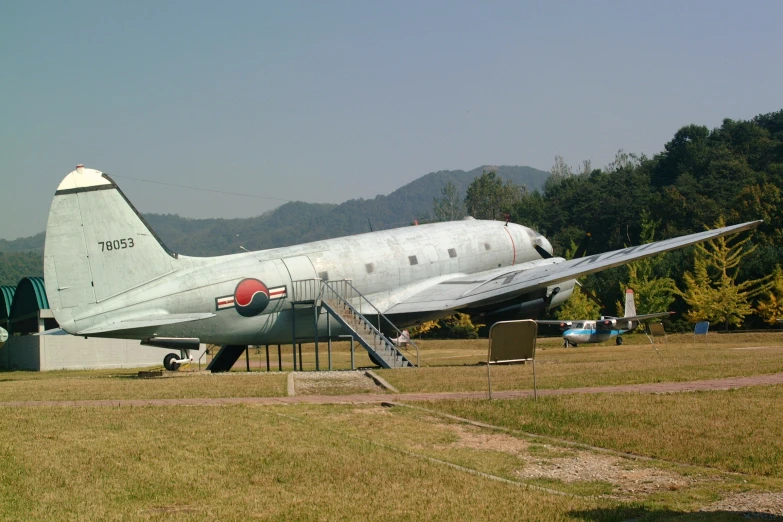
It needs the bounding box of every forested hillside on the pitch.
[0,165,548,284]
[511,110,783,330]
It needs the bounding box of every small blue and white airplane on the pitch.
[537,289,673,346]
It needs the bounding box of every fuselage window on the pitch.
[484,243,491,250]
[576,322,583,328]
[448,248,457,258]
[365,263,375,274]
[408,255,418,265]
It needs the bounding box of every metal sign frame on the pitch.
[487,319,538,400]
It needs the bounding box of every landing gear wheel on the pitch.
[616,336,624,346]
[163,353,181,371]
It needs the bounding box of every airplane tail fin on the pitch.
[44,166,179,332]
[623,289,636,318]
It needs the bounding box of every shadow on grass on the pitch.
[570,506,781,521]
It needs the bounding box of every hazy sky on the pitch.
[2,1,781,240]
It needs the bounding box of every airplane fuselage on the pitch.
[562,321,628,345]
[53,218,572,345]
[44,166,758,362]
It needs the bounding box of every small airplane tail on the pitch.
[623,288,636,318]
[44,166,179,332]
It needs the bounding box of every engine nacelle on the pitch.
[547,279,576,309]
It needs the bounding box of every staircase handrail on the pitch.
[323,279,419,367]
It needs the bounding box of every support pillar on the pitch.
[265,345,270,372]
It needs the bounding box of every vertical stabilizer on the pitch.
[623,288,636,318]
[44,166,179,332]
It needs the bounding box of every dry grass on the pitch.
[0,371,287,402]
[379,334,783,393]
[0,332,782,519]
[418,384,783,477]
[3,401,778,520]
[1,333,782,403]
[0,405,620,521]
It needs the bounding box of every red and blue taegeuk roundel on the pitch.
[234,278,270,317]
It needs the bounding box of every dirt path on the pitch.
[1,372,782,408]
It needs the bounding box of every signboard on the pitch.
[648,322,667,345]
[694,321,710,335]
[487,320,538,400]
[694,321,709,345]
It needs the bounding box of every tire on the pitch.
[163,353,180,371]
[616,336,624,346]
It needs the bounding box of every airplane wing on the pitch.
[387,220,761,315]
[77,313,216,335]
[536,320,573,326]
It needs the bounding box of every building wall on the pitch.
[0,335,207,371]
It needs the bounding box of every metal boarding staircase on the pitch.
[291,279,418,369]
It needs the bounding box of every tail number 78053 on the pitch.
[98,238,135,251]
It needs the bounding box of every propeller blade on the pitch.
[535,244,553,259]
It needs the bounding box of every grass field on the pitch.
[0,333,781,520]
[379,333,783,393]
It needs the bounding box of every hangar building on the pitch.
[0,277,206,371]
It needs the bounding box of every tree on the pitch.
[756,266,783,325]
[409,314,484,339]
[409,320,440,338]
[549,155,574,182]
[679,217,772,329]
[432,181,465,222]
[464,170,524,220]
[604,149,642,173]
[555,284,602,321]
[616,213,678,315]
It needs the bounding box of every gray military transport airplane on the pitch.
[44,165,760,371]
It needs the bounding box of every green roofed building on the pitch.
[0,277,206,370]
[1,285,14,332]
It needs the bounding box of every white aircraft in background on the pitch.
[43,165,760,370]
[538,289,673,347]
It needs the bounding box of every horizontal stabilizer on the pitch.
[621,312,674,322]
[77,313,215,335]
